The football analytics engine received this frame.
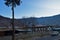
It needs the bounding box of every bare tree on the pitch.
[21,17,37,32]
[29,17,37,32]
[21,18,28,31]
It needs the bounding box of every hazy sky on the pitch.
[0,0,60,18]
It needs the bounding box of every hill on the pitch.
[0,14,60,27]
[37,14,60,26]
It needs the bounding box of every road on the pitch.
[0,34,60,40]
[33,35,60,40]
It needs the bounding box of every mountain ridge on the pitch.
[0,14,60,27]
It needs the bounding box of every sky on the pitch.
[0,0,60,18]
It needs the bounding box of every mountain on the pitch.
[37,14,60,26]
[0,14,60,27]
[0,15,11,27]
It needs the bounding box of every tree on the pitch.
[29,17,37,32]
[4,0,21,40]
[21,17,28,31]
[21,17,37,32]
